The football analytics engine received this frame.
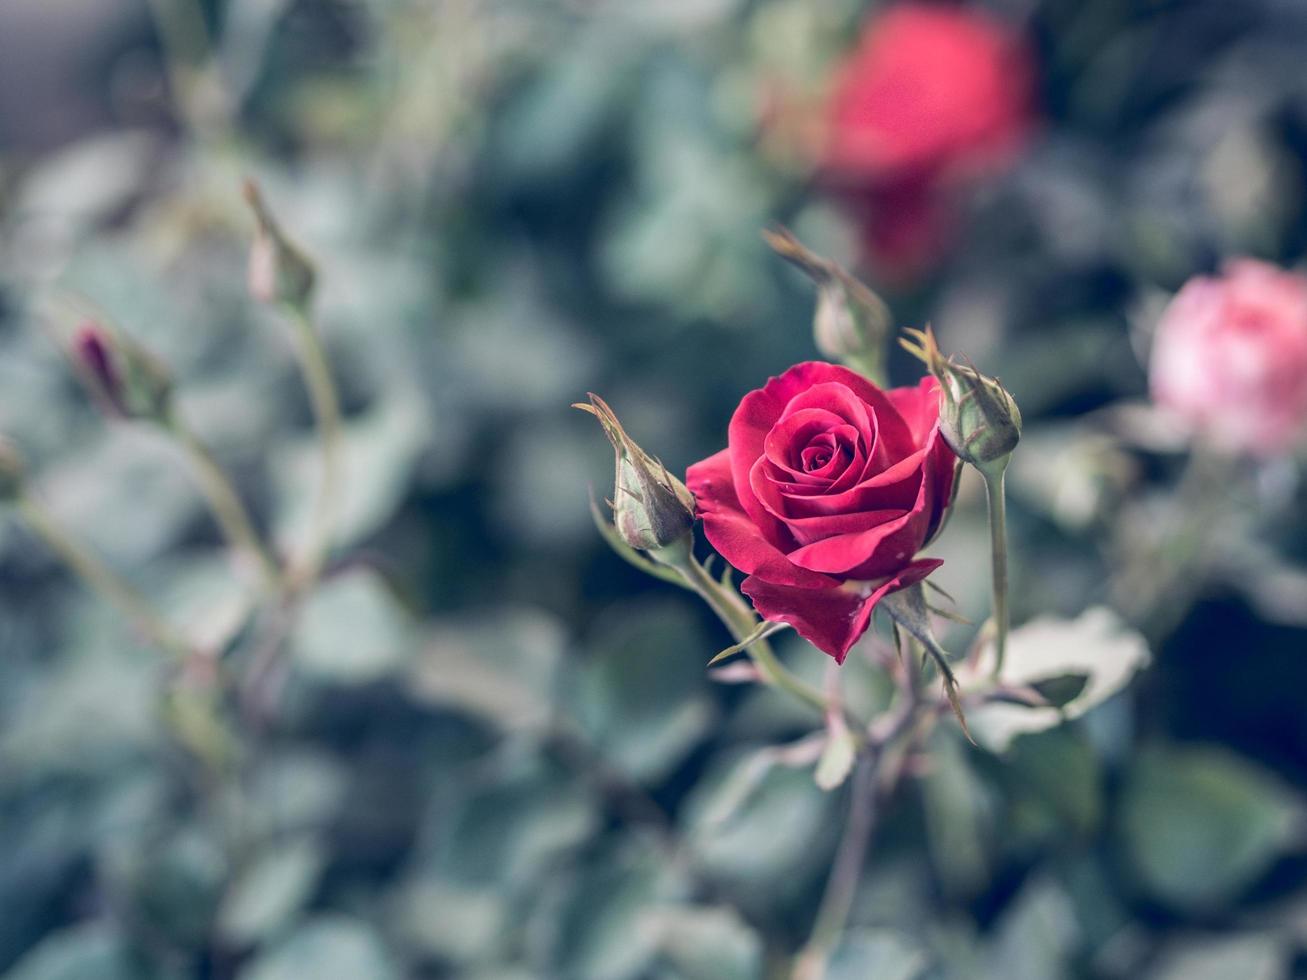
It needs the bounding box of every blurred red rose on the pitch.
[1150,259,1307,457]
[822,3,1034,277]
[687,362,957,662]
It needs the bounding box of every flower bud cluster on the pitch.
[901,326,1021,474]
[243,179,316,312]
[71,321,174,423]
[764,227,892,383]
[574,394,695,555]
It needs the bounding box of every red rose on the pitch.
[821,3,1034,276]
[687,362,957,662]
[1150,259,1307,457]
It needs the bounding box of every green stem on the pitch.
[983,467,1010,677]
[287,306,343,592]
[17,495,191,658]
[144,0,227,138]
[792,757,878,980]
[677,553,827,714]
[167,412,281,590]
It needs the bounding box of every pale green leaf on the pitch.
[291,567,415,683]
[1120,745,1300,912]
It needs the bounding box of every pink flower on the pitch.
[1150,260,1307,457]
[821,3,1034,277]
[686,362,957,662]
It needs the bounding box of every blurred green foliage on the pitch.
[2,0,1307,978]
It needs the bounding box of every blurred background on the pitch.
[2,0,1307,977]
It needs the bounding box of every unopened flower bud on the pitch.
[0,437,24,501]
[902,326,1021,474]
[70,321,173,423]
[764,227,892,383]
[243,178,316,312]
[574,393,695,555]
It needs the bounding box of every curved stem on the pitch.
[983,468,1010,676]
[168,412,281,590]
[144,0,229,139]
[677,554,827,714]
[286,306,343,592]
[792,757,879,980]
[17,495,191,658]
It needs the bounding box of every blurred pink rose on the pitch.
[1150,260,1307,457]
[821,3,1034,278]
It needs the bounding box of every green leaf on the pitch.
[273,388,429,555]
[814,726,857,792]
[576,602,715,783]
[696,740,819,829]
[687,751,838,903]
[962,607,1150,752]
[420,753,599,890]
[407,607,567,732]
[388,879,507,967]
[983,877,1079,980]
[921,730,993,898]
[1147,933,1288,980]
[2,923,145,980]
[707,619,787,665]
[239,916,400,980]
[243,749,348,838]
[291,567,415,683]
[218,836,325,944]
[827,929,929,980]
[650,905,763,980]
[1120,745,1301,912]
[101,825,228,946]
[547,838,686,980]
[1029,673,1089,710]
[1004,728,1102,843]
[0,647,159,782]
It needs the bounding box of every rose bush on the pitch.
[687,361,957,662]
[1150,259,1307,457]
[821,2,1034,275]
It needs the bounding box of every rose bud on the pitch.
[575,393,695,556]
[70,321,174,423]
[763,227,892,383]
[687,362,957,663]
[0,437,24,502]
[1150,259,1307,457]
[242,178,316,312]
[72,322,128,416]
[820,3,1034,278]
[902,326,1021,474]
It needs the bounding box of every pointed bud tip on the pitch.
[577,391,695,552]
[68,320,173,422]
[912,331,1021,469]
[242,180,316,310]
[70,321,126,416]
[763,226,830,280]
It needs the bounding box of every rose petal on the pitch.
[688,449,833,589]
[730,364,915,511]
[780,451,927,518]
[742,558,943,662]
[778,383,876,446]
[887,376,943,446]
[923,425,958,536]
[764,411,861,482]
[780,507,908,547]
